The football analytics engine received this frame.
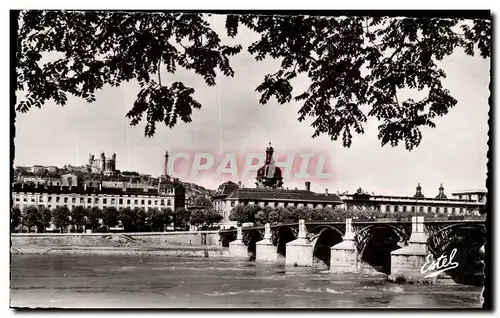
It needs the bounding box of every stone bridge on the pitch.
[219,217,486,284]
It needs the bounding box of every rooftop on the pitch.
[225,187,343,204]
[451,189,488,195]
[213,181,240,198]
[340,193,481,203]
[12,183,176,197]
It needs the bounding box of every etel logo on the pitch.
[420,248,459,278]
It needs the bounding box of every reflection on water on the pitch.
[10,255,483,308]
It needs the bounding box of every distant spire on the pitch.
[265,142,274,164]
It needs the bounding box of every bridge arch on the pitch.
[276,226,297,257]
[310,225,344,268]
[244,229,264,261]
[355,224,409,274]
[427,223,485,286]
[220,231,237,247]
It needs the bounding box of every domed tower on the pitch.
[256,142,283,189]
[413,183,425,199]
[436,183,447,199]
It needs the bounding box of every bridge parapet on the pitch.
[218,217,484,236]
[263,223,271,240]
[409,216,428,246]
[298,219,307,239]
[344,218,355,241]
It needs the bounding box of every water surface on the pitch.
[10,254,483,308]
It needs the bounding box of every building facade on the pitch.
[11,182,185,213]
[12,179,188,219]
[339,185,486,215]
[212,144,344,228]
[12,149,187,223]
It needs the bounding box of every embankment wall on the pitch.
[11,231,221,249]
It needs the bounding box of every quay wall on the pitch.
[11,231,222,253]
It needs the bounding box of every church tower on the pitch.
[100,152,106,172]
[255,143,283,189]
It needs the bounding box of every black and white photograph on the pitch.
[9,9,492,310]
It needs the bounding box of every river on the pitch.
[10,254,483,308]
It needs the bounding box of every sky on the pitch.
[13,14,491,196]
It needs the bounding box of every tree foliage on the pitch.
[229,204,260,224]
[147,207,170,232]
[161,207,174,227]
[21,205,39,232]
[190,208,223,227]
[86,206,102,231]
[15,11,491,150]
[102,207,119,228]
[11,207,22,230]
[117,207,138,232]
[119,207,148,232]
[172,207,191,229]
[52,206,70,232]
[37,206,52,232]
[228,204,484,225]
[70,205,86,232]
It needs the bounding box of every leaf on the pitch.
[15,11,491,150]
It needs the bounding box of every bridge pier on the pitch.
[389,216,431,282]
[229,226,248,259]
[330,218,358,273]
[256,223,280,262]
[285,220,314,267]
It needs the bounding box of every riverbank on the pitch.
[11,231,227,257]
[11,245,230,257]
[11,231,221,246]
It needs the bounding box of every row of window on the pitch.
[14,194,172,206]
[385,205,465,214]
[16,204,167,211]
[220,200,471,214]
[225,201,331,208]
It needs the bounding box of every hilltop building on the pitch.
[88,152,116,175]
[12,150,187,224]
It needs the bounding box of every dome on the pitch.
[257,164,283,179]
[255,142,283,188]
[413,183,425,199]
[435,183,447,199]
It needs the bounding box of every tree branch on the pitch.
[158,58,162,86]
